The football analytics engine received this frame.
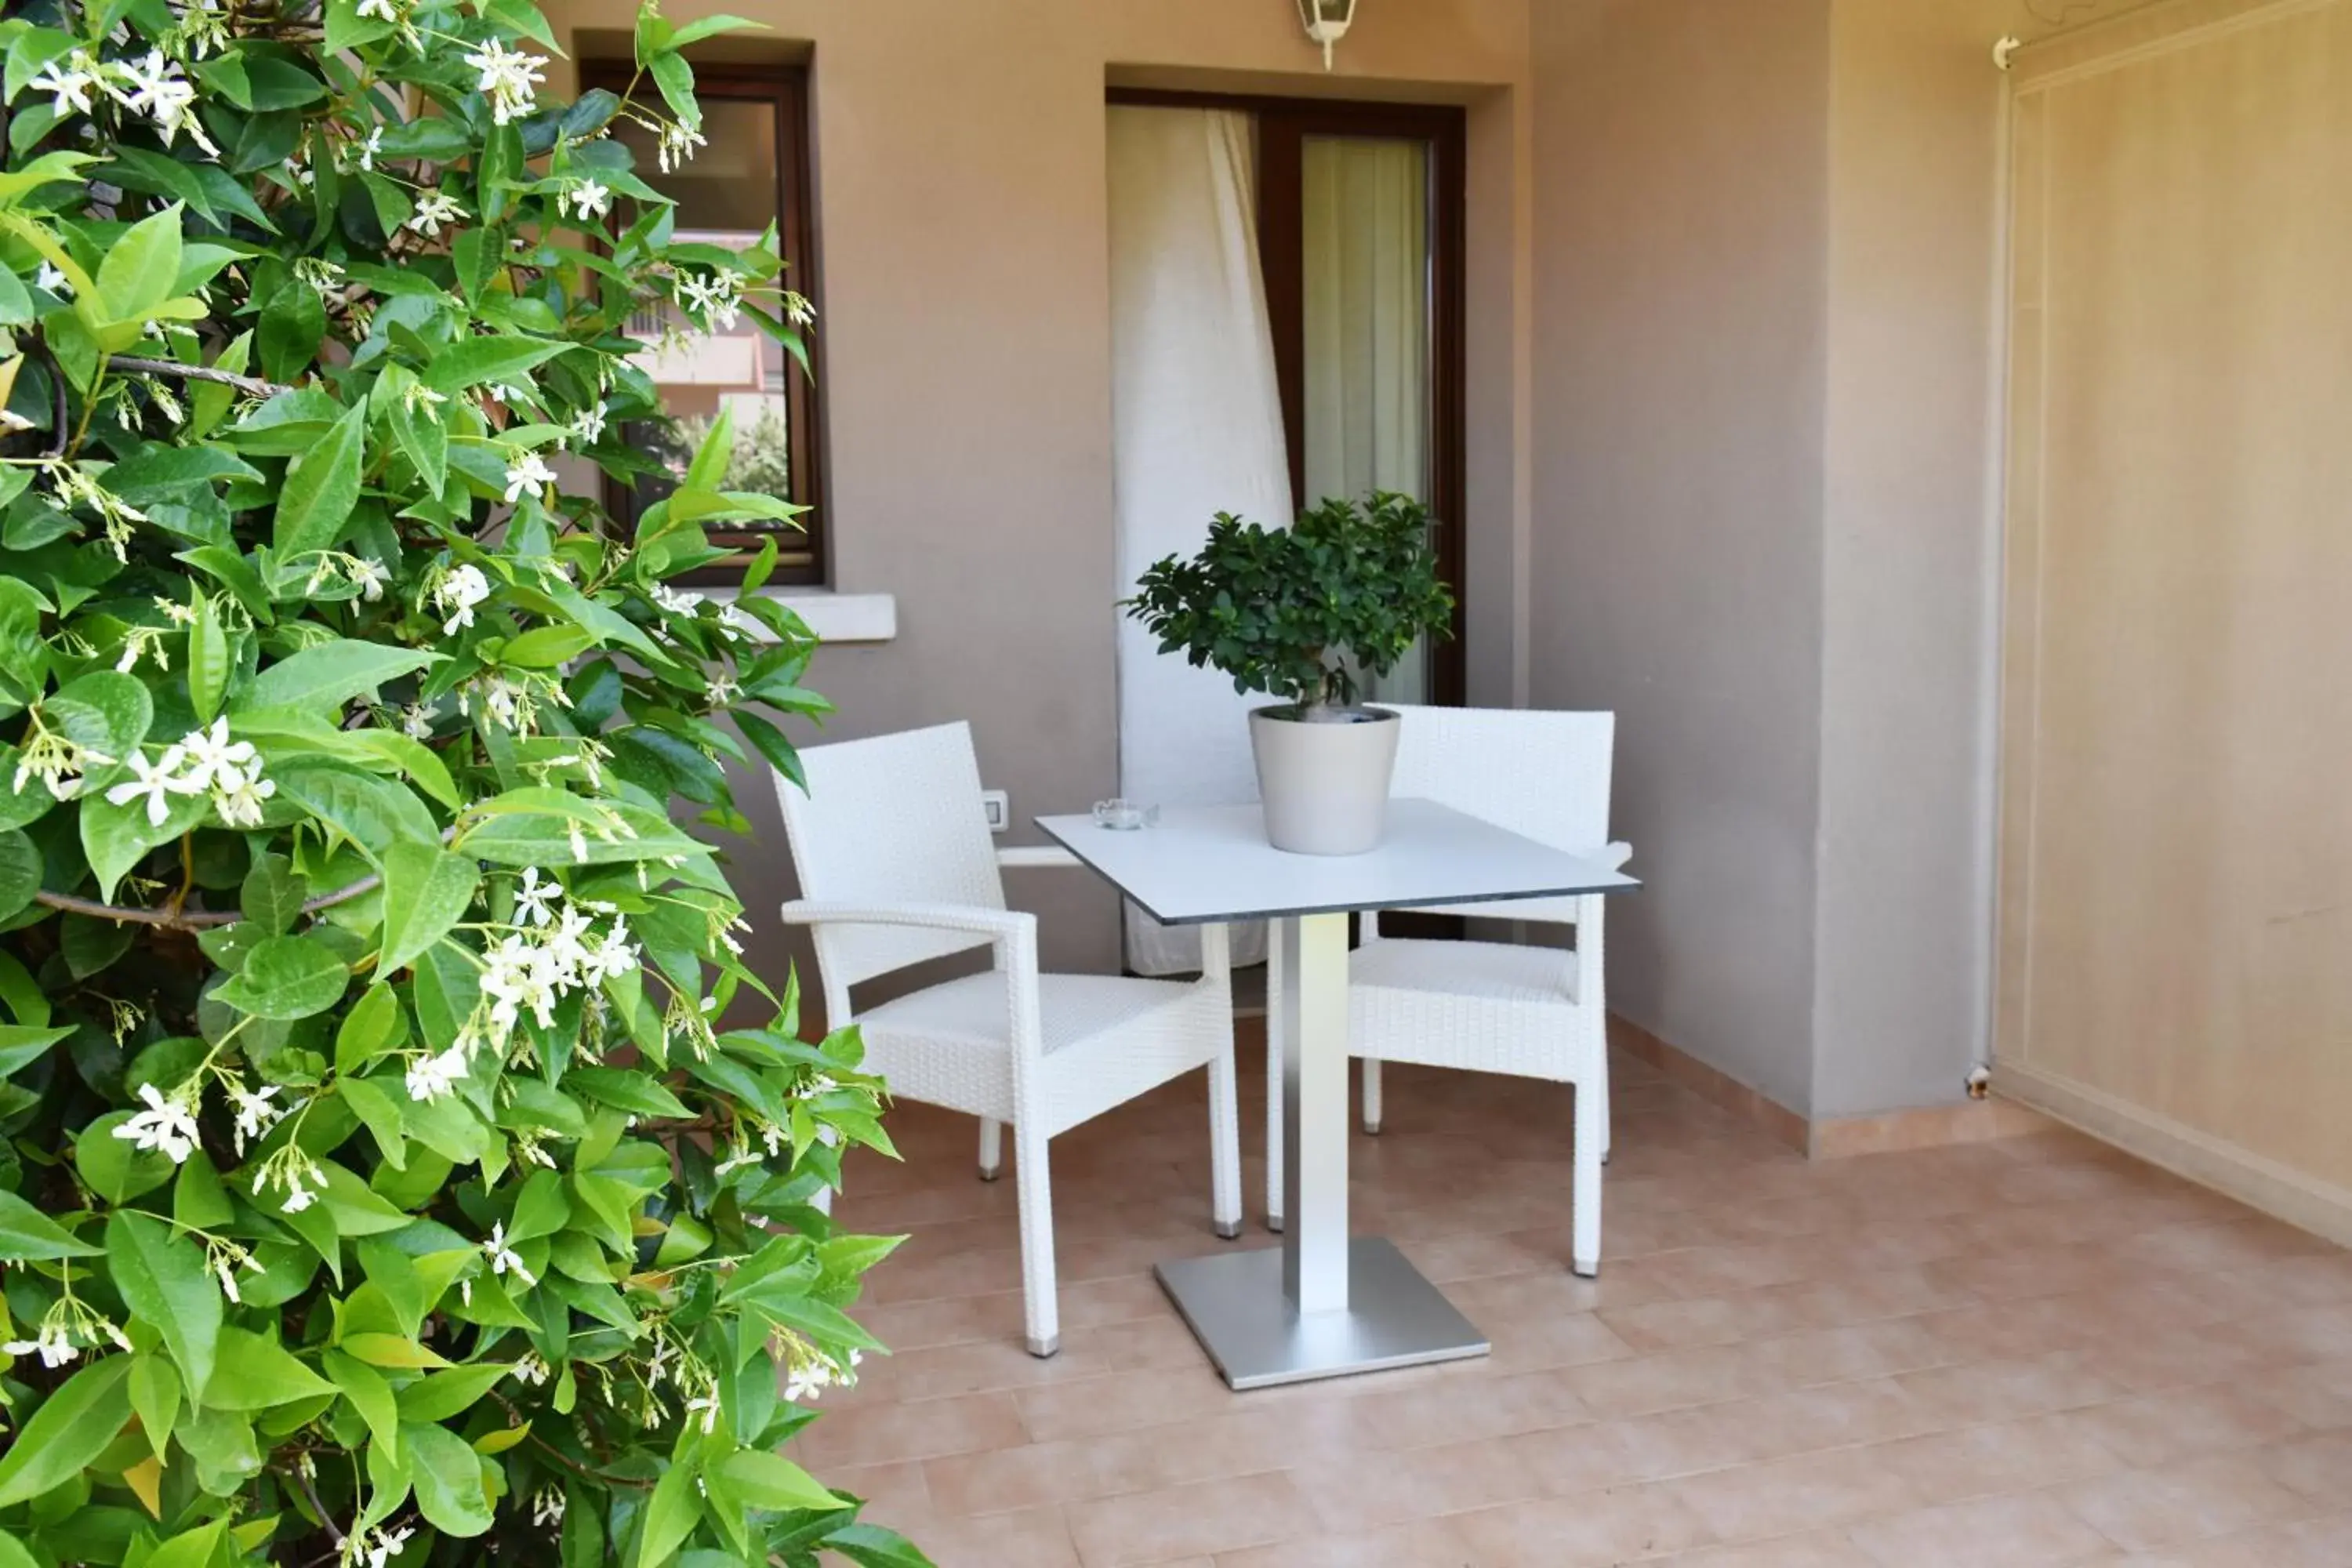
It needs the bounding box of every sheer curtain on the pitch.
[1107,107,1287,975]
[1301,136,1432,705]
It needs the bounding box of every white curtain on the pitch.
[1107,107,1287,975]
[1300,136,1432,705]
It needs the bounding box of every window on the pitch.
[583,62,825,585]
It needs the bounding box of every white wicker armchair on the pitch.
[1266,706,1628,1277]
[774,722,1243,1357]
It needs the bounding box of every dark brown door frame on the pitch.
[1109,89,1469,706]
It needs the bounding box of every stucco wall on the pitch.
[1529,0,1835,1116]
[537,0,1534,1000]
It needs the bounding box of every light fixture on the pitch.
[1296,0,1357,71]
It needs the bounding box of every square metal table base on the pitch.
[1154,1237,1491,1390]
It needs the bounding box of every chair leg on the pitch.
[1362,1057,1383,1134]
[1014,1120,1059,1356]
[1265,940,1285,1233]
[1597,1040,1613,1166]
[1208,1047,1243,1240]
[978,1117,1003,1181]
[1571,1075,1603,1278]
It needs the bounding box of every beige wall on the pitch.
[539,1,1533,998]
[1529,0,1834,1115]
[1530,0,2056,1119]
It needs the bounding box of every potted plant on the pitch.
[0,4,930,1564]
[1127,492,1455,855]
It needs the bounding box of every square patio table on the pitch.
[1036,798,1639,1389]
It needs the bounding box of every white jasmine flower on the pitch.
[355,0,401,20]
[155,597,197,626]
[783,1359,832,1403]
[105,746,198,827]
[462,39,547,126]
[400,702,435,740]
[34,261,71,297]
[560,180,610,222]
[114,1082,201,1164]
[403,1045,466,1102]
[531,1485,565,1527]
[356,125,383,171]
[569,402,608,446]
[511,1352,551,1387]
[783,292,816,329]
[656,121,706,173]
[482,935,558,1033]
[648,582,697,615]
[482,1220,534,1286]
[112,52,217,156]
[4,1322,80,1370]
[347,556,390,601]
[351,1523,412,1568]
[215,761,276,829]
[406,190,466,238]
[174,717,257,796]
[485,383,527,407]
[501,452,557,505]
[434,562,491,634]
[223,1081,284,1156]
[31,53,101,118]
[512,866,559,928]
[683,1391,720,1433]
[674,269,742,331]
[582,918,638,985]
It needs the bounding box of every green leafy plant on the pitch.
[1126,491,1456,714]
[0,0,930,1563]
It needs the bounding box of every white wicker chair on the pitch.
[775,722,1243,1357]
[1265,706,1629,1277]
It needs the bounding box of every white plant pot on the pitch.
[1248,704,1400,856]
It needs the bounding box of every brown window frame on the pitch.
[580,60,827,587]
[1108,89,1468,706]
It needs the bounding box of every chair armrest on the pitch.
[777,899,1033,939]
[996,845,1083,871]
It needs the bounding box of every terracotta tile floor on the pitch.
[793,1025,2352,1566]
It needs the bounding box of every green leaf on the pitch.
[822,1523,939,1568]
[393,1362,513,1425]
[174,1152,234,1229]
[0,1022,73,1079]
[339,1073,407,1171]
[0,1356,132,1507]
[564,1065,689,1120]
[100,445,264,506]
[143,1521,226,1568]
[211,933,350,1020]
[188,588,229,723]
[322,1348,400,1461]
[506,1168,568,1243]
[79,778,209,902]
[379,844,479,973]
[272,403,365,560]
[47,669,154,771]
[240,639,441,714]
[256,275,325,383]
[0,827,38,923]
[419,336,569,397]
[271,760,439,865]
[711,1449,842,1512]
[336,982,405,1071]
[128,1353,181,1465]
[76,1111,177,1204]
[94,203,184,321]
[403,1421,495,1537]
[241,852,309,934]
[635,1455,701,1568]
[0,1534,31,1568]
[500,623,593,668]
[107,1210,223,1402]
[0,1187,100,1260]
[206,1327,336,1410]
[666,13,766,49]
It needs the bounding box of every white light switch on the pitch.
[981,789,1009,833]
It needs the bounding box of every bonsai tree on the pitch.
[0,2,929,1565]
[1127,492,1456,717]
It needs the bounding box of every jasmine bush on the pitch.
[0,0,926,1563]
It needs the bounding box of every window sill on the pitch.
[691,588,898,645]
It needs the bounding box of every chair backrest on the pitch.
[774,721,1007,992]
[1381,704,1615,925]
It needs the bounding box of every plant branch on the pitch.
[105,355,291,400]
[34,869,384,931]
[286,1461,347,1550]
